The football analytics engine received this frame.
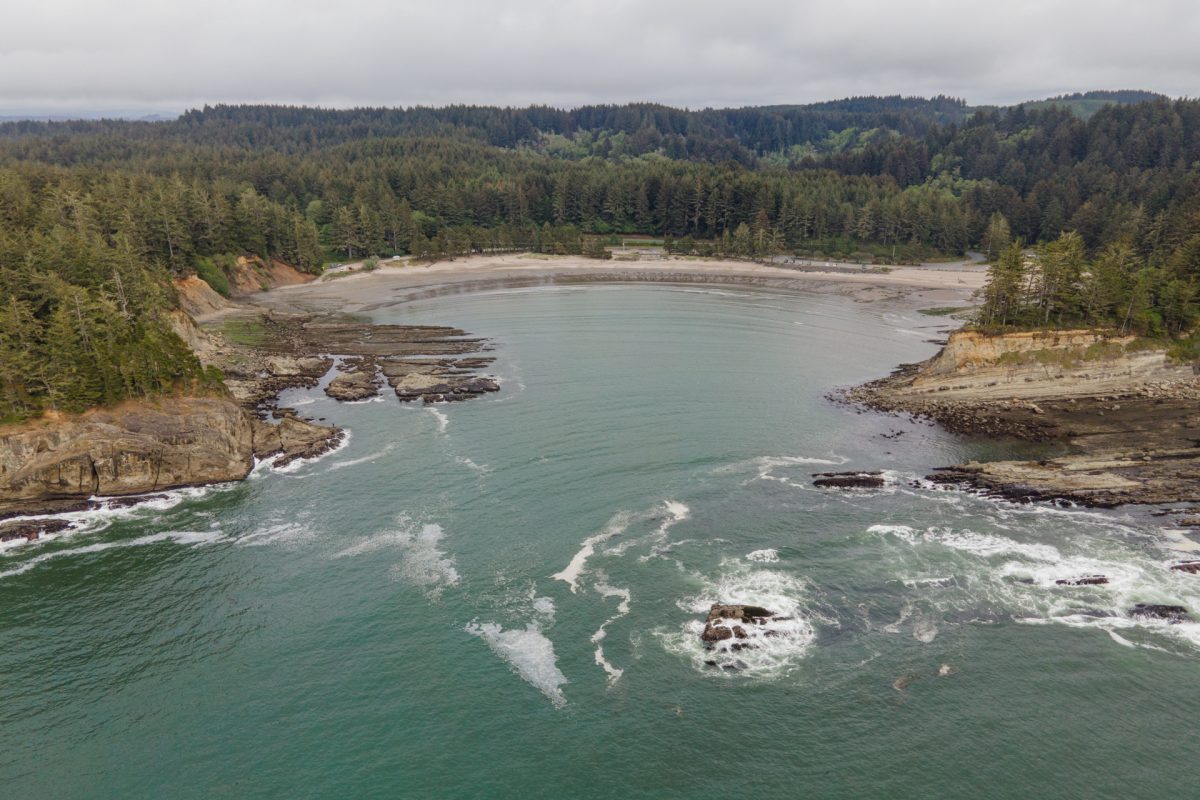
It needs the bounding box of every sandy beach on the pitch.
[250,253,988,315]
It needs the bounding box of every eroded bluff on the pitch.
[0,397,338,517]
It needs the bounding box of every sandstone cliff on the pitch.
[898,329,1195,400]
[228,255,314,296]
[0,397,339,517]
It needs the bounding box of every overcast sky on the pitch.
[2,0,1196,115]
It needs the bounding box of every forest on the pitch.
[1,93,1198,420]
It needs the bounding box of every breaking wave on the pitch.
[0,530,224,579]
[660,559,822,677]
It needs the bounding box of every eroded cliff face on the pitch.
[906,329,1195,400]
[228,256,314,296]
[0,398,339,517]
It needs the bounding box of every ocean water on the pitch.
[2,285,1198,798]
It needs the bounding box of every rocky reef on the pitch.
[196,313,500,410]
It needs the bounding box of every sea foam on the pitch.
[334,516,460,597]
[590,580,633,684]
[466,622,569,708]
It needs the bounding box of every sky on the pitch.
[2,0,1196,116]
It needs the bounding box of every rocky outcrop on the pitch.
[812,471,886,489]
[250,416,344,468]
[1128,604,1191,623]
[325,359,381,402]
[1055,576,1109,586]
[844,328,1200,507]
[196,313,500,412]
[701,604,774,645]
[0,518,73,543]
[0,397,341,517]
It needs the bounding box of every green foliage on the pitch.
[917,306,974,317]
[3,97,1200,420]
[1166,333,1200,364]
[976,233,1198,341]
[195,256,232,297]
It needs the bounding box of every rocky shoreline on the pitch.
[841,328,1200,510]
[0,284,501,530]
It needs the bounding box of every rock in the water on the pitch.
[1128,603,1191,623]
[701,625,734,643]
[812,471,886,489]
[0,518,73,543]
[700,603,775,646]
[325,366,380,402]
[253,417,345,468]
[1170,562,1200,574]
[1055,575,1109,586]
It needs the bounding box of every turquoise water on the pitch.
[2,285,1198,799]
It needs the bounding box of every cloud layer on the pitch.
[3,0,1196,113]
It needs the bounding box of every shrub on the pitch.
[195,257,232,297]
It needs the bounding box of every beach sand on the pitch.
[243,253,987,317]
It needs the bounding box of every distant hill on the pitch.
[1017,90,1168,118]
[0,111,176,122]
[756,95,972,124]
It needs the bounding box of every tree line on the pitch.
[2,95,1199,419]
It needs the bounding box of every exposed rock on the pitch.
[701,603,775,646]
[1128,603,1191,623]
[0,518,73,543]
[325,361,381,402]
[892,673,919,691]
[701,625,734,643]
[1055,575,1109,586]
[390,372,500,404]
[1170,562,1200,574]
[194,312,499,415]
[252,417,345,468]
[812,471,886,489]
[0,397,342,516]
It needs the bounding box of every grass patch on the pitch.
[220,317,267,347]
[917,306,975,317]
[1167,333,1200,364]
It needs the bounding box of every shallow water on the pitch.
[2,285,1198,798]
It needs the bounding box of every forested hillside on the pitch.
[1,94,1198,420]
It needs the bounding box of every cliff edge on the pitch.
[0,397,340,520]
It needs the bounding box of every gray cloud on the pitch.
[2,0,1197,114]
